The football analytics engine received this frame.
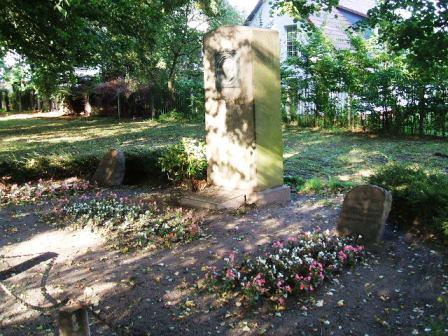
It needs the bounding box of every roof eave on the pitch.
[244,0,264,25]
[336,5,369,18]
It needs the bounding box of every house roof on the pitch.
[338,0,375,17]
[245,0,375,24]
[309,8,354,49]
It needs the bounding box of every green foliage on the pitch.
[367,0,448,69]
[284,175,305,192]
[46,194,201,249]
[158,138,207,183]
[0,0,242,119]
[0,154,100,183]
[327,177,355,193]
[428,296,448,336]
[369,164,448,241]
[301,177,325,194]
[271,0,339,18]
[286,174,354,194]
[0,116,204,182]
[280,1,448,137]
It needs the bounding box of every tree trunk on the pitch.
[37,96,41,111]
[347,94,353,130]
[417,86,426,136]
[442,111,446,137]
[117,91,121,120]
[17,92,22,113]
[84,94,92,116]
[150,94,155,119]
[5,92,10,112]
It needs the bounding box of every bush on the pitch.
[0,139,207,186]
[284,175,305,192]
[0,154,100,183]
[123,148,165,184]
[369,164,448,240]
[301,177,325,194]
[158,138,207,183]
[327,177,355,193]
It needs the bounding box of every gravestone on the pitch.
[93,149,125,187]
[337,185,392,244]
[181,26,290,209]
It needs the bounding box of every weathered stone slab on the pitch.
[337,185,392,244]
[93,149,125,187]
[246,185,291,207]
[180,187,246,210]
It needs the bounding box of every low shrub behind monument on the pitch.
[158,138,207,183]
[0,142,204,185]
[369,164,448,241]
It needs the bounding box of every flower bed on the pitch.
[0,178,92,205]
[205,230,364,307]
[46,194,201,250]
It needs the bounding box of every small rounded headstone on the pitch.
[337,185,392,244]
[93,149,125,187]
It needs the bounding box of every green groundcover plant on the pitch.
[204,230,364,308]
[45,193,201,250]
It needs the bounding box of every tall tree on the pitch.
[367,0,448,69]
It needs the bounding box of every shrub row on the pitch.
[0,139,207,185]
[369,164,448,242]
[284,175,355,194]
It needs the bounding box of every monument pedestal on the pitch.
[180,185,291,210]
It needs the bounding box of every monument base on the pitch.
[180,185,291,210]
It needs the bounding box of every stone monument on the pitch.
[181,26,290,209]
[337,185,392,244]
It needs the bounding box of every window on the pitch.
[286,25,298,57]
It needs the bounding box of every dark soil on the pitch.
[0,188,447,336]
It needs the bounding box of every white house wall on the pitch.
[246,0,374,60]
[246,2,298,61]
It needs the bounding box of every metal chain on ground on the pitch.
[0,255,69,313]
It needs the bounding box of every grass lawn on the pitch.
[0,113,447,182]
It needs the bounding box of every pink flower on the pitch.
[338,250,348,261]
[343,245,364,253]
[225,268,236,280]
[272,241,284,248]
[278,297,286,306]
[254,273,266,287]
[229,252,236,264]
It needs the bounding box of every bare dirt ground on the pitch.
[0,188,447,336]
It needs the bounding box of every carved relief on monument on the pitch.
[215,50,240,90]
